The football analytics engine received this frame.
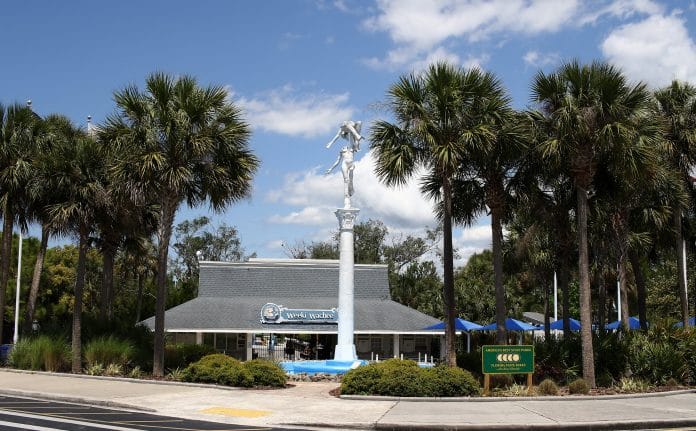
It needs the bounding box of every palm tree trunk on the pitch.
[442,177,457,367]
[577,186,596,387]
[618,258,630,331]
[153,198,177,377]
[100,245,116,321]
[72,224,89,374]
[23,224,49,333]
[491,204,507,344]
[0,206,13,344]
[675,210,689,328]
[629,250,648,330]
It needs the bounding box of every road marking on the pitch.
[201,407,271,418]
[0,419,68,431]
[0,401,49,405]
[0,409,141,430]
[119,419,184,423]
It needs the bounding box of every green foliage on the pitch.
[618,377,650,392]
[86,363,105,376]
[242,359,287,387]
[9,336,70,372]
[164,343,216,370]
[341,359,479,397]
[537,379,559,396]
[83,336,133,368]
[626,328,689,385]
[181,354,253,387]
[533,335,582,384]
[568,378,590,395]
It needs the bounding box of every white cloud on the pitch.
[601,13,696,87]
[362,0,580,70]
[266,149,436,229]
[523,50,560,68]
[234,85,355,138]
[362,0,667,72]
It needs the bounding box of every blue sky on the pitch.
[2,0,696,267]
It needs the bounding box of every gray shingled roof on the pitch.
[145,259,440,334]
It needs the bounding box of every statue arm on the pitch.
[325,153,342,175]
[326,130,342,148]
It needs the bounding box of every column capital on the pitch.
[335,208,360,230]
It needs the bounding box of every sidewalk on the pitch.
[1,369,695,430]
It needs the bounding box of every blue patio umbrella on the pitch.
[674,317,696,328]
[606,316,644,330]
[545,317,581,331]
[424,318,483,331]
[476,318,539,331]
[424,318,483,353]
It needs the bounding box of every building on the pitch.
[144,258,443,362]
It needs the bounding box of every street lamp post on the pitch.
[12,230,23,344]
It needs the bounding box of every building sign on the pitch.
[260,303,338,324]
[482,345,534,374]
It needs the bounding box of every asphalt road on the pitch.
[0,395,308,431]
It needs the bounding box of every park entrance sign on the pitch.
[482,345,534,374]
[482,345,534,395]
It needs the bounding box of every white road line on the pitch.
[0,409,143,431]
[0,419,68,430]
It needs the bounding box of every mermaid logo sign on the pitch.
[260,303,338,324]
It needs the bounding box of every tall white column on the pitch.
[393,334,400,358]
[334,208,359,361]
[195,332,203,345]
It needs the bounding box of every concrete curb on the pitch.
[341,388,696,402]
[0,388,156,413]
[371,418,696,431]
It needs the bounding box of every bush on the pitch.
[537,379,559,396]
[627,332,683,385]
[83,336,133,369]
[181,354,253,387]
[9,336,70,372]
[568,378,589,395]
[243,359,287,387]
[422,365,480,397]
[164,343,216,370]
[341,359,480,397]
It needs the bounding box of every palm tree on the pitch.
[43,125,107,373]
[23,114,77,332]
[0,102,40,343]
[102,72,258,376]
[532,60,653,387]
[448,107,527,344]
[371,62,508,365]
[653,80,696,329]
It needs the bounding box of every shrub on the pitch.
[627,333,683,385]
[164,343,216,370]
[9,336,70,372]
[422,365,480,397]
[104,363,123,376]
[243,359,287,387]
[537,379,559,396]
[128,366,143,379]
[619,377,650,393]
[568,378,589,395]
[341,359,480,397]
[181,354,253,387]
[83,336,133,369]
[86,363,105,376]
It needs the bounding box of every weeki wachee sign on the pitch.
[260,303,338,324]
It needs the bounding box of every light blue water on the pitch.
[280,359,436,375]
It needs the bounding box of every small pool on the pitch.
[280,359,367,375]
[280,359,436,374]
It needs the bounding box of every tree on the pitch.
[653,80,696,328]
[532,60,652,387]
[371,62,501,366]
[448,103,527,344]
[43,125,107,373]
[104,72,258,376]
[24,115,80,332]
[0,102,40,343]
